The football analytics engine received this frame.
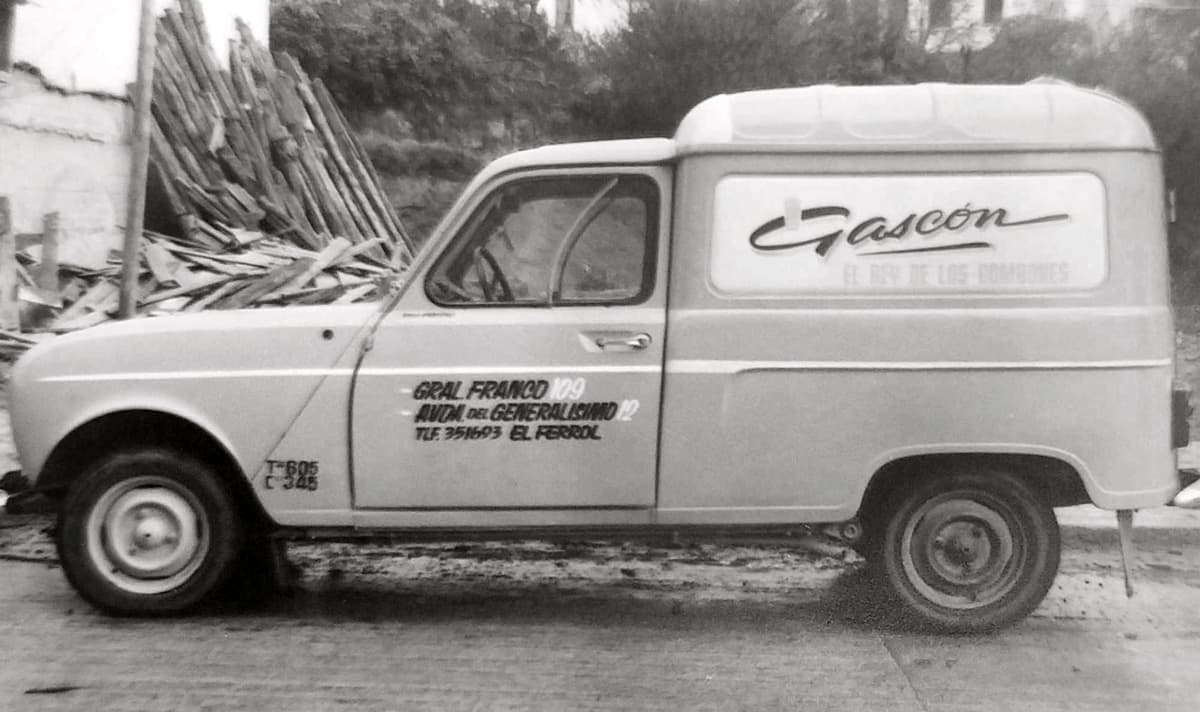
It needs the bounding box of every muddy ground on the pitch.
[1,512,1199,711]
[2,319,1200,709]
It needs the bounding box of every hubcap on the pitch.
[900,495,1022,610]
[85,476,209,596]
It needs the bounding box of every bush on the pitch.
[272,0,585,142]
[359,134,481,181]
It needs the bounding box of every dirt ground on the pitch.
[1,512,1199,711]
[2,320,1200,709]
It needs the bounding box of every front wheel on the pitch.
[876,469,1060,632]
[57,448,243,616]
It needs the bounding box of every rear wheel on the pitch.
[57,448,243,615]
[875,469,1059,632]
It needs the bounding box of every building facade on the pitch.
[886,0,1199,45]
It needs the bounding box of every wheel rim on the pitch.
[85,475,209,596]
[899,493,1025,610]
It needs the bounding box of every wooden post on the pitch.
[119,0,158,318]
[36,212,59,292]
[556,0,575,31]
[1117,509,1135,598]
[0,0,16,72]
[0,196,17,330]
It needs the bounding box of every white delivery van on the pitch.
[6,81,1195,630]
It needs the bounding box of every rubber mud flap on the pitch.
[1173,387,1192,449]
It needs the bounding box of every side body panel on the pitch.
[658,150,1175,523]
[9,305,375,504]
[349,165,673,514]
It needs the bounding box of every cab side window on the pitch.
[426,175,658,307]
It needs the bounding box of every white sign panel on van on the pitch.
[710,173,1107,294]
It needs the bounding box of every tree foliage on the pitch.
[576,0,949,136]
[272,0,582,140]
[272,0,1200,297]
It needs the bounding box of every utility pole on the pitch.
[557,0,575,31]
[119,0,157,318]
[1,0,19,72]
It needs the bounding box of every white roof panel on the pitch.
[674,81,1156,153]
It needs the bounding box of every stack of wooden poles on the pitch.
[151,0,413,263]
[0,0,420,355]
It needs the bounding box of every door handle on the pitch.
[594,332,651,351]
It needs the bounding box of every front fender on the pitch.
[13,375,332,486]
[8,304,378,485]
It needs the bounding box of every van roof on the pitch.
[674,81,1157,154]
[473,82,1154,183]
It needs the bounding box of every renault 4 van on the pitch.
[7,82,1195,631]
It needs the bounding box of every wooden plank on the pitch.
[327,237,386,268]
[214,258,314,309]
[312,79,407,252]
[0,197,18,330]
[148,126,192,221]
[0,329,37,345]
[282,56,380,241]
[154,28,225,185]
[178,216,228,251]
[140,272,240,306]
[260,196,319,250]
[313,80,414,259]
[227,227,268,247]
[53,281,118,326]
[333,282,378,304]
[49,310,112,333]
[295,137,357,240]
[143,241,180,284]
[156,241,280,268]
[19,284,63,309]
[168,266,209,290]
[182,279,242,312]
[276,237,351,295]
[60,277,85,304]
[178,0,238,116]
[192,218,238,248]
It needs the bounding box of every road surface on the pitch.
[1,512,1199,711]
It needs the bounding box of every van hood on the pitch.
[11,304,378,385]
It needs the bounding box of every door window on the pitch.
[426,175,658,307]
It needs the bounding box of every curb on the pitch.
[1057,505,1200,530]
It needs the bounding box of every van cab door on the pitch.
[350,167,670,509]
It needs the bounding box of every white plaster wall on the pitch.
[11,0,270,96]
[0,71,129,259]
[2,1,270,262]
[909,0,1132,36]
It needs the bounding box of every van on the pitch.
[7,81,1194,630]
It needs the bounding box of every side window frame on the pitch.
[423,172,661,309]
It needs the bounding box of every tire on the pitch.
[875,469,1060,632]
[57,448,243,616]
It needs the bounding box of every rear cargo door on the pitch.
[351,167,670,509]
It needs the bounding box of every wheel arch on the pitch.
[856,450,1091,523]
[38,409,272,530]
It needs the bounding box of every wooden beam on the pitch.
[35,212,60,293]
[120,0,159,318]
[0,196,17,330]
[0,1,15,72]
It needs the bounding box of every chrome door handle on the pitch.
[594,333,651,351]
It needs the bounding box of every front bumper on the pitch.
[0,469,29,501]
[1173,469,1200,508]
[0,471,56,515]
